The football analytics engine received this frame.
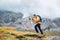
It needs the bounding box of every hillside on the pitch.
[0,26,60,40]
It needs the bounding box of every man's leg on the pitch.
[38,24,43,34]
[35,24,39,33]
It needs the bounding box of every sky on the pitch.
[0,0,60,19]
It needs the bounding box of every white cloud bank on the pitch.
[0,0,60,19]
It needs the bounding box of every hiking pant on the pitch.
[35,24,43,34]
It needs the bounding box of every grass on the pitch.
[0,26,60,40]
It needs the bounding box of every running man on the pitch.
[29,14,43,35]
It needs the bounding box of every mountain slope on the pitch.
[0,10,23,25]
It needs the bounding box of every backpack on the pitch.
[37,15,42,22]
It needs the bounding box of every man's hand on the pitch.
[29,18,31,20]
[29,18,33,22]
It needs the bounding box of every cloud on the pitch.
[0,0,60,19]
[0,0,21,4]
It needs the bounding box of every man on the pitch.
[29,14,43,35]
